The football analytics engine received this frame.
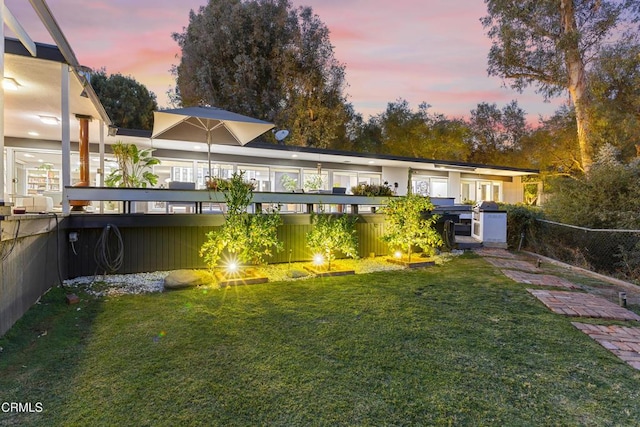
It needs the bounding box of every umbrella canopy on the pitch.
[152,106,275,178]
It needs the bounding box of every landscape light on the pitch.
[394,251,403,259]
[226,261,238,273]
[313,254,325,266]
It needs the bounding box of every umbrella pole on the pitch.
[207,130,212,179]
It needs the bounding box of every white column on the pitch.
[0,0,6,204]
[448,172,461,203]
[99,120,104,213]
[61,64,71,214]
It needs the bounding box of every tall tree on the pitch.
[172,0,350,148]
[90,69,158,131]
[588,41,640,160]
[467,100,529,165]
[482,0,640,172]
[372,99,470,161]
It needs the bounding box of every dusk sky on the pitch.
[7,0,565,123]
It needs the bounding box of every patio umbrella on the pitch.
[152,106,274,179]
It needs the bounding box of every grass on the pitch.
[2,253,640,425]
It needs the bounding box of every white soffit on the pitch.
[4,51,105,143]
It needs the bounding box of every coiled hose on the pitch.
[94,224,124,275]
[443,219,455,250]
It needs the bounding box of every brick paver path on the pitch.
[527,289,640,321]
[501,270,581,289]
[473,248,518,259]
[573,322,640,370]
[484,257,540,273]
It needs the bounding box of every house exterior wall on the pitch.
[503,176,524,204]
[448,172,462,202]
[381,167,409,195]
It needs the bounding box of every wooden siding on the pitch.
[0,230,62,336]
[65,214,390,277]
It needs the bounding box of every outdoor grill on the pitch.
[471,201,507,247]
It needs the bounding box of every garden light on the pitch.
[226,261,239,273]
[313,254,325,266]
[394,251,403,259]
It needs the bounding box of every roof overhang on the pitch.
[4,37,110,143]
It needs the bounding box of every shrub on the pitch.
[500,203,545,250]
[543,144,640,229]
[350,183,393,197]
[381,194,442,261]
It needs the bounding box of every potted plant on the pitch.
[350,183,393,197]
[304,174,324,193]
[104,141,160,188]
[381,194,442,267]
[280,174,298,192]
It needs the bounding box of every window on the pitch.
[238,165,270,192]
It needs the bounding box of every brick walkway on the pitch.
[573,323,640,370]
[473,248,518,259]
[527,289,640,321]
[475,248,640,370]
[501,270,581,289]
[483,257,540,273]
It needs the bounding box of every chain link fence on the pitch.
[527,219,640,283]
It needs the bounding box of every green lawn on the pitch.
[2,254,640,426]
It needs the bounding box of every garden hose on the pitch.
[94,223,124,275]
[443,219,455,250]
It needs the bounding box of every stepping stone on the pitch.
[484,257,539,273]
[527,289,640,321]
[502,270,581,289]
[474,248,518,259]
[573,322,640,370]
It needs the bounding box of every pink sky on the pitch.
[6,0,565,123]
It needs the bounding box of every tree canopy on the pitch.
[90,69,158,131]
[172,0,350,148]
[481,0,640,172]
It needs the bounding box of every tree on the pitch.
[381,194,442,262]
[199,171,282,270]
[172,0,350,148]
[467,100,529,165]
[521,106,582,175]
[587,41,640,160]
[482,0,640,172]
[90,69,158,130]
[373,99,470,161]
[306,213,359,271]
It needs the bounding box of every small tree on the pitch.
[199,171,282,271]
[381,194,442,261]
[105,141,159,188]
[306,213,359,271]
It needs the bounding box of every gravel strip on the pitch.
[64,253,462,297]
